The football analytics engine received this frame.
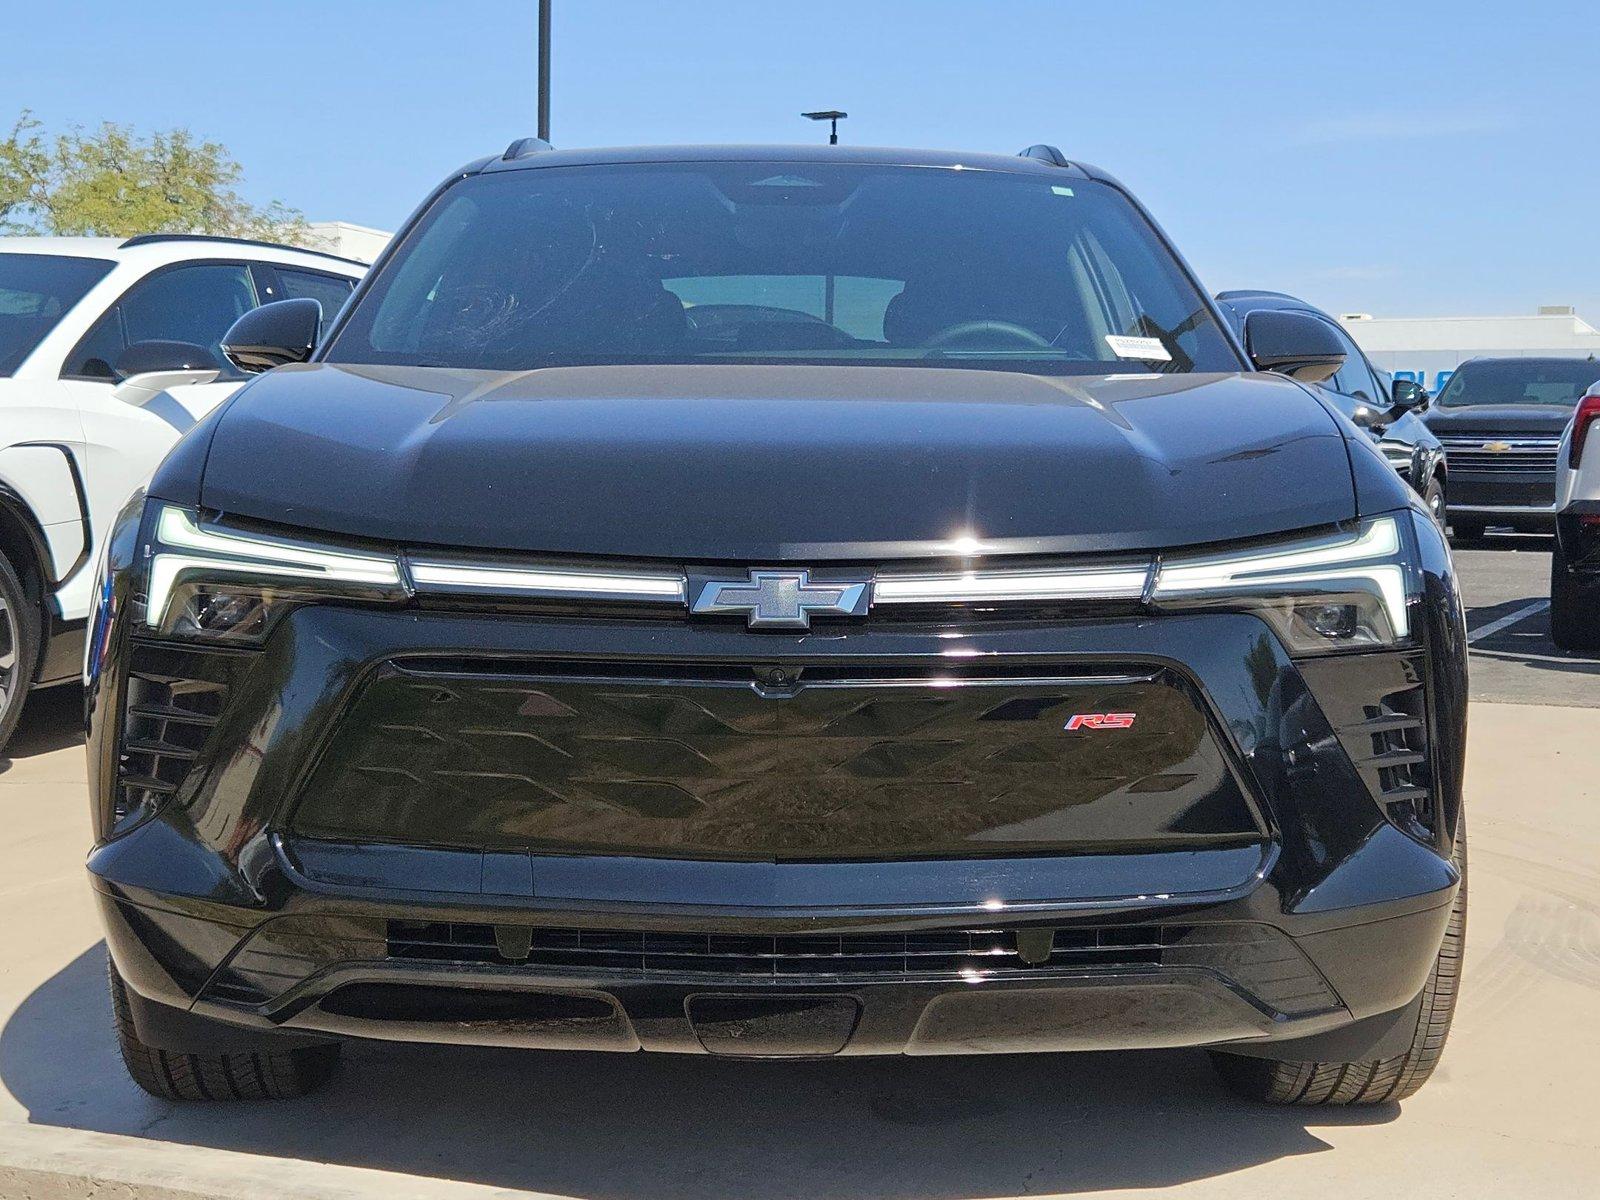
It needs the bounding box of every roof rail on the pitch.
[1018,144,1070,167]
[1215,289,1305,305]
[117,232,367,268]
[502,137,554,161]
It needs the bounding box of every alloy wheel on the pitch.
[0,594,14,715]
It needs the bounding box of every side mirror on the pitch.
[221,298,322,374]
[110,340,221,407]
[1347,402,1381,429]
[1243,310,1347,384]
[1389,377,1428,415]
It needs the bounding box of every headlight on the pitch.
[1150,515,1415,654]
[143,504,407,643]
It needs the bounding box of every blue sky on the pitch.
[7,1,1596,320]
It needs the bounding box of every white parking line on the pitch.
[1467,599,1550,644]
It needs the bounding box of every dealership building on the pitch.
[305,220,393,264]
[1339,306,1600,393]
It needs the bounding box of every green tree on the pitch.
[0,111,307,243]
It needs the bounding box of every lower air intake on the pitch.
[204,915,1340,1020]
[115,670,228,827]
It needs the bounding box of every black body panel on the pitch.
[194,364,1354,560]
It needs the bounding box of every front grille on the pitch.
[1440,435,1560,474]
[291,658,1260,860]
[202,914,1342,1018]
[115,669,228,826]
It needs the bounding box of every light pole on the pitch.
[802,110,847,145]
[538,0,552,141]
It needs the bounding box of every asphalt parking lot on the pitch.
[1454,532,1600,708]
[0,538,1594,1200]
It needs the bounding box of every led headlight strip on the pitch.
[145,506,404,628]
[873,561,1153,605]
[1151,515,1410,639]
[408,559,686,603]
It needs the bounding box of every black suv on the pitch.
[87,143,1467,1106]
[1424,355,1600,537]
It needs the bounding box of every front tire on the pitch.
[110,960,339,1101]
[1210,818,1466,1105]
[0,552,40,755]
[1421,476,1446,527]
[1550,537,1600,653]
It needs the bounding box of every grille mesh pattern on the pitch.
[1439,436,1560,474]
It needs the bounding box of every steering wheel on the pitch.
[923,319,1053,350]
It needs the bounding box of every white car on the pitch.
[0,235,364,746]
[1552,378,1600,651]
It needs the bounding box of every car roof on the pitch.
[479,142,1103,180]
[1214,289,1323,315]
[0,233,365,274]
[1453,355,1600,369]
[0,236,125,259]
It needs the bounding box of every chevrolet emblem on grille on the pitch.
[1483,441,1512,452]
[692,569,870,629]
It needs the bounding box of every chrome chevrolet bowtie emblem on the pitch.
[692,570,869,629]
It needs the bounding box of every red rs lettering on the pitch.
[1064,713,1137,731]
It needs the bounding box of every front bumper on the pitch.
[1448,473,1558,527]
[96,880,1452,1058]
[88,583,1466,1060]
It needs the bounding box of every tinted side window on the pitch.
[276,269,356,338]
[119,264,257,377]
[65,263,258,381]
[1321,321,1378,402]
[61,308,126,380]
[0,254,115,376]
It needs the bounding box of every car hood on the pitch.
[1424,404,1576,436]
[195,363,1356,561]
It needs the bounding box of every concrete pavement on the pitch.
[1,683,1596,1199]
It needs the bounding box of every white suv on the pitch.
[0,235,364,747]
[1552,380,1600,651]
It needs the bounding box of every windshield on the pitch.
[324,162,1240,375]
[1435,359,1600,408]
[0,253,115,376]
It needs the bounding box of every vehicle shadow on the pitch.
[0,684,85,776]
[1450,530,1555,552]
[1471,643,1600,675]
[1,946,1398,1198]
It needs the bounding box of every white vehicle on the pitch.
[1552,379,1600,651]
[0,235,364,747]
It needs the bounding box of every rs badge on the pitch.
[1065,713,1137,731]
